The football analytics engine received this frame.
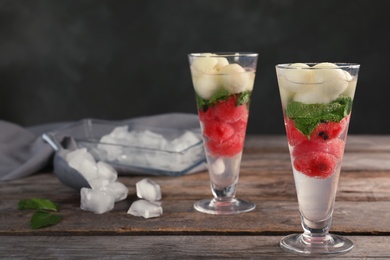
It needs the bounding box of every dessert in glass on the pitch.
[276,62,360,255]
[188,52,258,214]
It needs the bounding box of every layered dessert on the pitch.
[189,53,256,193]
[276,62,357,222]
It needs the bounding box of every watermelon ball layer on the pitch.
[213,95,248,123]
[284,117,307,146]
[206,132,245,157]
[293,139,345,160]
[310,116,349,142]
[200,95,249,157]
[198,107,214,122]
[293,151,338,178]
[203,119,235,141]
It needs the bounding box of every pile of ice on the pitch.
[66,148,164,217]
[127,178,163,219]
[66,148,128,214]
[92,126,202,171]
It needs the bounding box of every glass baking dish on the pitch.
[53,119,206,176]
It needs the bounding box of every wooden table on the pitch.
[1,135,390,259]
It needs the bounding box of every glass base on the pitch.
[280,233,353,256]
[194,198,255,215]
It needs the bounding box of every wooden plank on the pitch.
[2,172,390,235]
[0,235,389,258]
[3,201,390,235]
[1,135,390,258]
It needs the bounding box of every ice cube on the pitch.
[66,148,88,162]
[98,135,123,161]
[97,161,117,182]
[169,131,201,152]
[140,130,166,150]
[66,149,98,181]
[110,125,129,139]
[88,177,110,190]
[80,187,115,214]
[136,178,162,202]
[127,199,163,219]
[210,158,225,175]
[102,181,128,202]
[123,130,140,146]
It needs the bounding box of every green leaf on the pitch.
[30,210,62,229]
[236,91,251,106]
[18,198,59,211]
[208,89,230,104]
[196,89,252,111]
[286,96,353,136]
[195,92,208,111]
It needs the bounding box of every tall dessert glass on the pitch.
[276,62,360,255]
[188,52,258,214]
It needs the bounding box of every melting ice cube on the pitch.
[80,188,115,214]
[136,178,162,202]
[101,181,128,202]
[110,125,129,139]
[71,148,130,213]
[89,178,111,190]
[210,158,226,175]
[127,199,163,219]
[97,161,117,182]
[98,135,123,161]
[140,130,166,149]
[169,131,201,152]
[66,148,98,181]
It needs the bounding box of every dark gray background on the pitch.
[0,0,387,134]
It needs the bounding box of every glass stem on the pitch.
[301,215,334,245]
[211,182,237,201]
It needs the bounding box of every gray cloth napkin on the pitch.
[0,113,202,181]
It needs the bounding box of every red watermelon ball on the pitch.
[310,116,349,142]
[214,96,248,123]
[206,132,245,157]
[284,117,307,146]
[203,119,235,141]
[293,152,338,178]
[293,139,345,159]
[198,107,215,122]
[231,118,248,134]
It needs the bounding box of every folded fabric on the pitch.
[0,113,205,181]
[0,120,53,181]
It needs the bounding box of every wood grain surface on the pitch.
[1,135,390,258]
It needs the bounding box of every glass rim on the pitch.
[189,52,258,57]
[276,62,360,69]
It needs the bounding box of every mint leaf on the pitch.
[195,92,208,111]
[286,96,352,136]
[19,198,59,211]
[196,89,252,112]
[30,210,62,229]
[209,89,230,104]
[195,89,230,111]
[236,91,251,106]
